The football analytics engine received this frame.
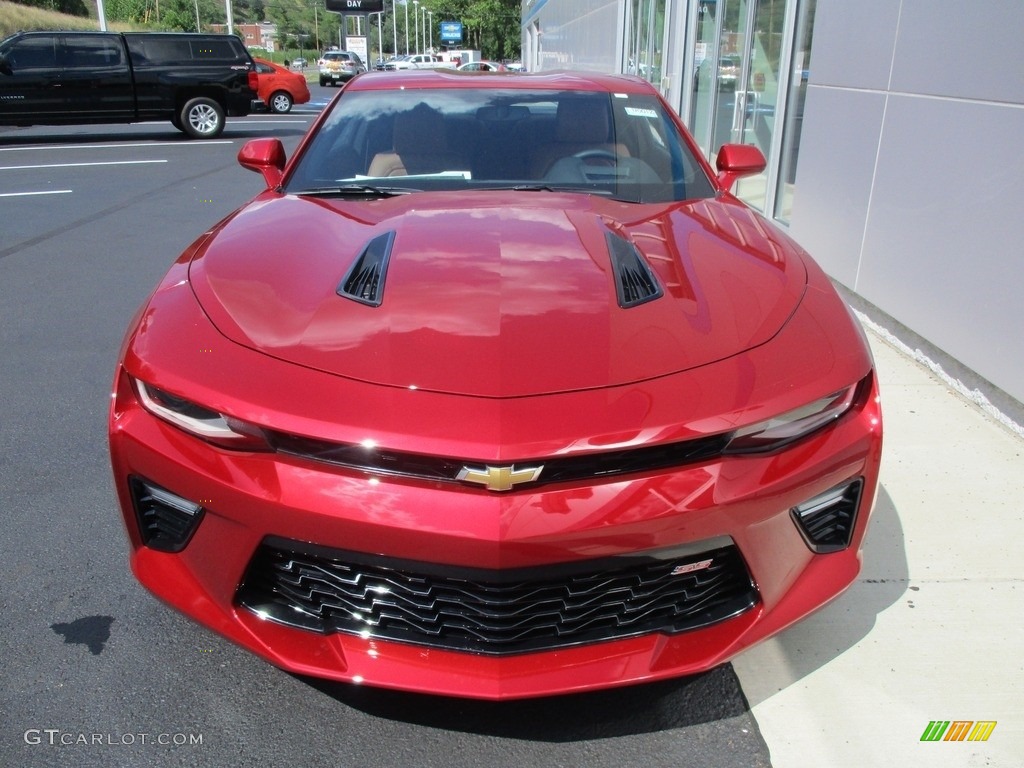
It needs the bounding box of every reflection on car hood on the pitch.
[189,191,806,397]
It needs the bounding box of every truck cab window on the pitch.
[6,37,57,70]
[62,36,125,69]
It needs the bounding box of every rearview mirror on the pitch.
[238,138,286,189]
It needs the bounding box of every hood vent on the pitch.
[337,231,396,307]
[605,231,663,308]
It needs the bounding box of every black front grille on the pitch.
[237,537,758,655]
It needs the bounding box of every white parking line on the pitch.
[0,141,233,153]
[0,159,168,171]
[0,189,73,198]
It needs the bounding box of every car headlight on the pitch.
[724,380,864,454]
[134,379,271,451]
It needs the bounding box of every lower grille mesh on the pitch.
[237,538,758,655]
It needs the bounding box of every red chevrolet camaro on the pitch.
[109,70,883,700]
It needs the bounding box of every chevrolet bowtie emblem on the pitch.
[456,464,544,492]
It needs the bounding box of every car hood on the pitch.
[189,191,806,397]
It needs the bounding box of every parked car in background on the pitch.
[319,50,365,85]
[253,58,310,113]
[456,60,507,72]
[290,57,308,69]
[385,53,447,70]
[718,55,741,89]
[379,55,408,70]
[110,69,883,700]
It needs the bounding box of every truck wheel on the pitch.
[179,97,225,139]
[269,90,293,114]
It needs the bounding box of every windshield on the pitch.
[285,88,716,204]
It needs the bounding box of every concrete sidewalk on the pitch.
[733,326,1024,767]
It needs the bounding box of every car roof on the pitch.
[344,69,655,94]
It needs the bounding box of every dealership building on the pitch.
[521,0,1024,424]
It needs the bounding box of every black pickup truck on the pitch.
[0,31,259,138]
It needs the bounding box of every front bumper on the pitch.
[110,366,881,699]
[320,69,354,81]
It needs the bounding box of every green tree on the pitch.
[396,0,520,60]
[158,0,223,31]
[10,0,90,16]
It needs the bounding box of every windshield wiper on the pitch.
[481,184,614,196]
[293,184,416,198]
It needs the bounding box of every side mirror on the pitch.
[237,138,286,189]
[0,55,12,76]
[715,144,766,193]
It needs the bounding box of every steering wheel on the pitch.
[573,149,619,165]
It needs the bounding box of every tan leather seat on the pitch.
[529,98,629,178]
[368,104,463,177]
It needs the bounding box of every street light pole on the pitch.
[428,11,433,51]
[391,0,398,59]
[375,12,382,63]
[413,1,419,55]
[404,0,409,55]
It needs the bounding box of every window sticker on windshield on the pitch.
[625,107,658,118]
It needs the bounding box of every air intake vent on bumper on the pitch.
[605,231,663,308]
[791,478,864,553]
[129,476,205,552]
[338,230,396,306]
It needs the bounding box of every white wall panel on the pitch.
[800,0,1024,405]
[858,96,1024,402]
[891,0,1024,103]
[809,0,901,90]
[788,86,887,289]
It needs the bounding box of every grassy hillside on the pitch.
[0,0,132,38]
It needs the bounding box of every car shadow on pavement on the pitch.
[299,662,756,741]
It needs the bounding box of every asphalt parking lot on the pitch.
[1,90,1021,767]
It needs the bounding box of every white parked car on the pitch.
[386,53,448,70]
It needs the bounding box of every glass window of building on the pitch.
[625,0,667,87]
